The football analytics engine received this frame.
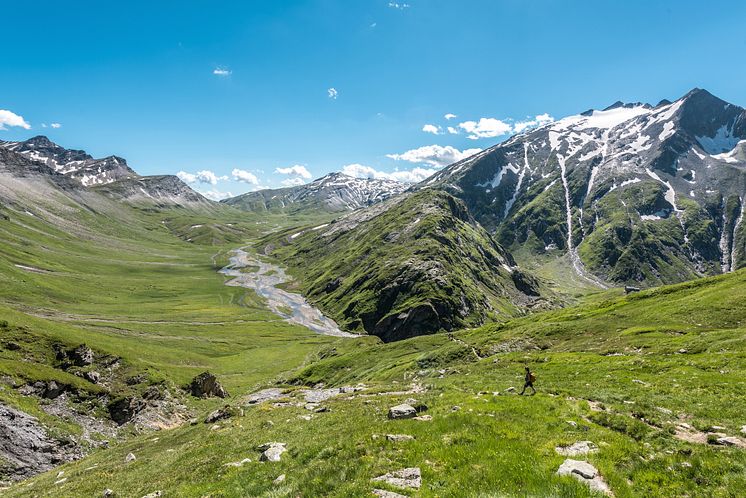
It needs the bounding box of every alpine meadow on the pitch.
[1,1,746,497]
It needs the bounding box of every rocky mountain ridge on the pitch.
[427,88,746,286]
[223,172,409,214]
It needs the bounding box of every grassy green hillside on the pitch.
[262,189,554,342]
[7,264,746,497]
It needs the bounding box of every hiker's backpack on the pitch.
[529,372,536,383]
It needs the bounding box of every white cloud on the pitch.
[444,113,457,120]
[386,144,482,167]
[327,88,338,99]
[176,171,197,183]
[281,177,306,187]
[512,113,555,133]
[341,163,436,184]
[200,189,234,201]
[275,164,312,179]
[446,126,459,135]
[177,170,227,185]
[370,22,377,28]
[231,168,260,185]
[388,2,410,9]
[458,118,513,140]
[213,67,231,76]
[50,123,62,129]
[0,110,31,130]
[422,124,442,135]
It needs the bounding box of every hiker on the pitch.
[520,366,536,395]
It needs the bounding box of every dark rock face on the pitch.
[70,344,95,366]
[204,405,242,424]
[108,397,147,425]
[189,372,229,398]
[0,403,81,481]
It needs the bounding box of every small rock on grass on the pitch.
[556,459,612,496]
[224,458,252,467]
[555,441,598,456]
[125,453,136,462]
[273,474,286,485]
[413,415,432,421]
[140,492,163,498]
[373,489,409,497]
[371,467,421,489]
[103,489,114,497]
[258,442,287,462]
[386,434,415,442]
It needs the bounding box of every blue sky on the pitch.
[1,0,745,199]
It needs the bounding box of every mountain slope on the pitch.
[428,88,746,286]
[223,172,408,214]
[0,136,210,208]
[262,189,552,342]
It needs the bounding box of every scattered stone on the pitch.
[70,344,95,366]
[451,406,461,411]
[125,452,136,462]
[108,397,146,425]
[414,415,432,422]
[505,387,516,393]
[373,489,409,498]
[245,388,284,405]
[205,405,242,424]
[273,474,286,485]
[103,489,114,497]
[555,441,598,456]
[84,371,101,384]
[741,425,746,437]
[299,415,312,421]
[258,442,287,462]
[224,457,252,467]
[567,421,578,428]
[371,467,421,489]
[556,459,612,495]
[140,492,163,498]
[43,381,66,399]
[632,379,648,386]
[713,436,745,447]
[57,471,64,478]
[55,477,67,485]
[386,434,415,442]
[314,406,329,413]
[388,404,417,419]
[189,372,228,398]
[304,403,319,411]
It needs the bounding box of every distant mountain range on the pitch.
[223,172,409,214]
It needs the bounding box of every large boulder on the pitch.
[189,372,228,398]
[388,404,417,419]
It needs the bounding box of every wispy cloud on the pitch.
[388,2,410,9]
[422,124,442,135]
[200,189,234,201]
[50,123,62,129]
[386,144,482,167]
[512,113,555,133]
[281,177,306,187]
[231,168,260,185]
[327,87,338,100]
[458,118,513,140]
[444,113,457,120]
[0,109,31,130]
[275,164,312,179]
[213,67,232,76]
[177,170,227,185]
[341,163,436,183]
